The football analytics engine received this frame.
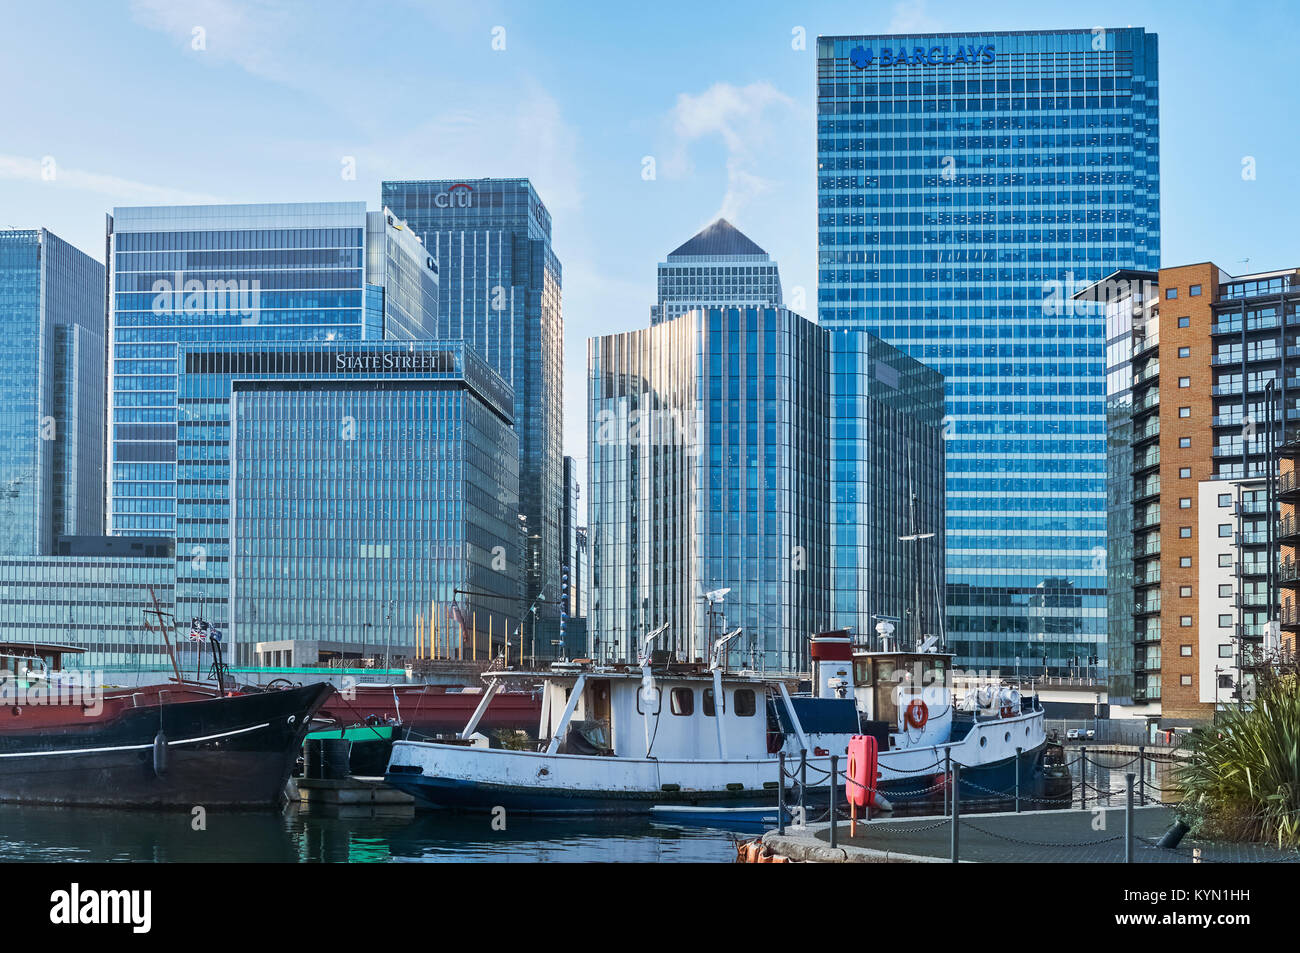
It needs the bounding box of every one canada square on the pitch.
[816,28,1160,675]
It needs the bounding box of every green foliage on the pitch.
[1176,678,1300,848]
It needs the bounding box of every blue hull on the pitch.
[387,742,1045,815]
[385,773,782,814]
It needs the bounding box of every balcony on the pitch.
[1278,516,1300,545]
[1131,450,1160,474]
[1280,559,1300,587]
[1282,605,1300,630]
[1133,600,1161,616]
[1279,470,1300,501]
[1133,422,1160,444]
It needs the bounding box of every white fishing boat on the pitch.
[384,629,1046,814]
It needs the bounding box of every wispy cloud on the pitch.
[0,155,227,206]
[129,0,304,87]
[663,81,797,224]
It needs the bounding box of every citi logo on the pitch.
[434,183,474,208]
[49,883,151,934]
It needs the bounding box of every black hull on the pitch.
[0,683,332,809]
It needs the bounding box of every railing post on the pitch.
[950,763,961,863]
[1015,746,1022,813]
[777,752,786,835]
[1080,746,1087,809]
[944,746,951,816]
[1138,746,1146,804]
[1125,772,1136,863]
[829,754,839,849]
[799,747,807,823]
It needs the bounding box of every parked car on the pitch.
[1066,728,1081,740]
[1085,728,1096,740]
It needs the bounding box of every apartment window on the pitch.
[1178,346,1190,358]
[1219,524,1232,537]
[1179,497,1191,508]
[1167,288,1179,299]
[1179,406,1191,418]
[1180,467,1191,478]
[1219,554,1233,567]
[1190,284,1202,297]
[1220,615,1233,627]
[1178,317,1190,328]
[1219,584,1232,598]
[1180,557,1193,567]
[1180,645,1193,657]
[1178,377,1191,388]
[1180,674,1193,686]
[1179,437,1191,448]
[1219,645,1233,658]
[1180,526,1192,538]
[1179,586,1192,597]
[1218,494,1231,507]
[1180,615,1193,626]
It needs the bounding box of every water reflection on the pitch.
[0,803,742,863]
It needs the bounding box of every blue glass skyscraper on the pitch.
[817,28,1160,674]
[381,179,563,640]
[0,228,104,556]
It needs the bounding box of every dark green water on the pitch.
[0,804,745,863]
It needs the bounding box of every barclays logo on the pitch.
[848,43,996,68]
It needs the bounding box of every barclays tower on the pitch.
[817,29,1160,676]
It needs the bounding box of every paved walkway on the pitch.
[762,806,1300,863]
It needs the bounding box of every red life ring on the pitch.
[904,699,929,730]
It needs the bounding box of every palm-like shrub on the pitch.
[1176,676,1300,848]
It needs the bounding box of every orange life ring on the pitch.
[904,699,929,730]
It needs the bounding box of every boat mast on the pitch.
[144,586,184,684]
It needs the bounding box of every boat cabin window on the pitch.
[702,688,716,717]
[670,688,693,716]
[734,689,756,717]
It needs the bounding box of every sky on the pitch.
[3,0,1298,472]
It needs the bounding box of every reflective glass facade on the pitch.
[175,341,519,664]
[817,28,1160,675]
[0,537,175,671]
[108,203,375,538]
[0,228,104,556]
[589,306,943,671]
[381,179,563,636]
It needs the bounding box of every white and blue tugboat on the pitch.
[385,629,1045,814]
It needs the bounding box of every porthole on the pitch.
[1004,731,1010,743]
[1025,726,1030,737]
[979,736,987,748]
